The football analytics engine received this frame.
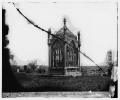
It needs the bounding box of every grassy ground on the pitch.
[15,73,111,92]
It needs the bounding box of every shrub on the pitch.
[26,68,33,73]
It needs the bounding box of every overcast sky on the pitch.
[4,2,117,66]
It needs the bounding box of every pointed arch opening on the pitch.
[51,39,64,68]
[66,40,78,67]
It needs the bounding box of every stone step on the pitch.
[2,92,110,98]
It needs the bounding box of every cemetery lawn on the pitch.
[15,73,111,92]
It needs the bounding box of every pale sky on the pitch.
[4,2,117,66]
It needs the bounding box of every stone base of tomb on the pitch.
[64,67,82,77]
[49,67,65,75]
[49,66,82,76]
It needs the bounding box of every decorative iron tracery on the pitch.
[52,40,64,68]
[66,41,78,67]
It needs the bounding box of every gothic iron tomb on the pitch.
[48,18,82,76]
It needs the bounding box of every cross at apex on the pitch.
[63,18,66,26]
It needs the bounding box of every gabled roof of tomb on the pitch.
[55,18,77,40]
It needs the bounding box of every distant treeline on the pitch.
[11,64,48,74]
